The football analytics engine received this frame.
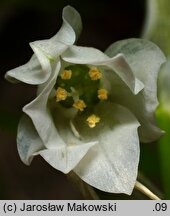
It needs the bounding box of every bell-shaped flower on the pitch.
[5,6,165,195]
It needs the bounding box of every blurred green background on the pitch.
[1,0,166,199]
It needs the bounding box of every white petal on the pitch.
[19,97,98,173]
[73,102,140,194]
[36,141,97,174]
[62,45,109,63]
[105,38,166,142]
[23,61,65,148]
[30,6,82,59]
[5,55,50,85]
[30,44,51,77]
[108,54,144,94]
[57,5,82,43]
[35,104,97,173]
[17,115,44,165]
[62,45,144,94]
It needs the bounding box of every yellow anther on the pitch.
[60,69,72,80]
[98,89,108,100]
[73,99,87,111]
[88,67,102,80]
[55,87,68,102]
[86,114,100,128]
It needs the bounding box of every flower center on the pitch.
[54,64,108,128]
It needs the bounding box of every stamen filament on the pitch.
[70,120,81,139]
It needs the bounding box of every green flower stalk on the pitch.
[5,6,165,195]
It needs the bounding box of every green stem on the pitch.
[156,108,170,199]
[143,0,170,199]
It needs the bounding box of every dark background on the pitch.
[0,0,146,199]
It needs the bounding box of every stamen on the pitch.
[60,69,72,80]
[98,89,108,100]
[73,99,87,111]
[70,120,81,139]
[86,114,100,128]
[55,87,68,102]
[88,67,102,80]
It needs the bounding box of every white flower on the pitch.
[5,6,165,195]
